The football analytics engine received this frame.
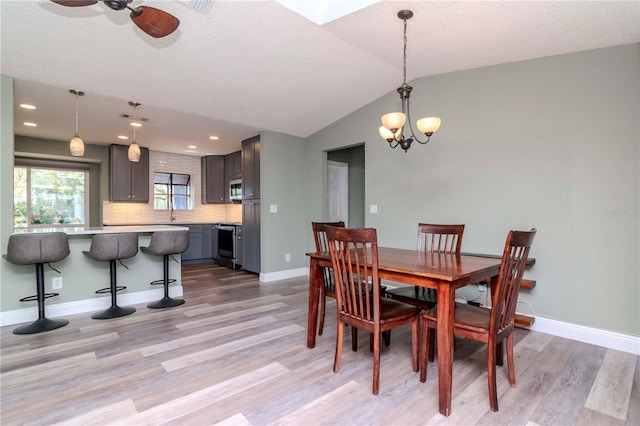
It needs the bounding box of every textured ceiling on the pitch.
[1,0,638,156]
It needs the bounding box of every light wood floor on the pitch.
[1,263,638,425]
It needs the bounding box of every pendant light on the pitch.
[69,89,85,157]
[379,10,441,152]
[128,101,141,162]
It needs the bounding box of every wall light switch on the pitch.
[270,204,278,213]
[370,204,378,214]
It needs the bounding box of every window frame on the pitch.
[153,172,192,210]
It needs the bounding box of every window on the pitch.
[14,163,89,229]
[154,172,191,210]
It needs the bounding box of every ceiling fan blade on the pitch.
[51,0,98,6]
[130,6,179,38]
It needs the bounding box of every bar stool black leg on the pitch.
[13,263,69,335]
[147,255,185,309]
[91,260,136,319]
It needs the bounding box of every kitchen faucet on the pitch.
[170,208,176,222]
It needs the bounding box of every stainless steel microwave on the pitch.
[229,179,242,201]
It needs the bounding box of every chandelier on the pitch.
[379,10,441,152]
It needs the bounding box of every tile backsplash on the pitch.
[102,150,243,225]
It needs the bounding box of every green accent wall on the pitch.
[302,44,640,336]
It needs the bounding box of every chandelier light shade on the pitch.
[128,101,141,162]
[380,10,441,152]
[69,89,85,157]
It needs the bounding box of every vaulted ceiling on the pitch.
[2,0,638,156]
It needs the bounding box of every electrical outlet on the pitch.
[52,277,63,290]
[285,253,291,262]
[478,283,486,293]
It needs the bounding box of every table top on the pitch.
[308,246,503,284]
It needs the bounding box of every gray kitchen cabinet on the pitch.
[211,224,218,260]
[109,144,149,202]
[242,201,260,273]
[224,151,241,203]
[201,155,225,204]
[182,225,203,261]
[182,224,217,264]
[241,136,260,200]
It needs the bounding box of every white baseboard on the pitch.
[1,286,183,327]
[260,267,308,283]
[531,316,640,355]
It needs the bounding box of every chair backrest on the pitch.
[5,232,70,265]
[311,221,345,252]
[417,223,465,254]
[490,229,536,334]
[144,230,189,256]
[326,227,380,323]
[83,233,138,261]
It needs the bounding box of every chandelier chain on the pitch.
[402,17,408,85]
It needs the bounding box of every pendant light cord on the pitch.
[402,17,408,86]
[74,93,80,137]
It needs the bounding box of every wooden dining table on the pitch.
[306,247,502,417]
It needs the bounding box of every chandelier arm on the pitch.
[405,100,430,144]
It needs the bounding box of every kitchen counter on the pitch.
[2,226,187,326]
[14,225,188,236]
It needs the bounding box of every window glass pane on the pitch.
[13,167,27,227]
[153,172,191,211]
[154,173,171,184]
[30,168,86,225]
[14,165,88,229]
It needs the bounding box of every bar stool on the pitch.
[140,230,188,309]
[83,233,138,319]
[4,232,70,335]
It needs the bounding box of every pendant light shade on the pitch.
[69,89,85,157]
[128,101,142,162]
[128,142,141,162]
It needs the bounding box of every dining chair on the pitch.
[326,226,420,395]
[385,223,465,355]
[311,221,345,336]
[419,228,536,411]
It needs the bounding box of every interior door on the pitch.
[327,160,348,225]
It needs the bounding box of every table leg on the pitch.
[306,257,321,348]
[436,282,454,416]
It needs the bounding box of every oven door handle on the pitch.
[216,225,236,232]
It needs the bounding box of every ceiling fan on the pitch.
[51,0,180,38]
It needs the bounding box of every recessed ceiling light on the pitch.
[209,136,219,140]
[188,145,197,149]
[185,150,198,153]
[118,135,129,140]
[130,122,142,127]
[23,122,37,127]
[20,103,36,110]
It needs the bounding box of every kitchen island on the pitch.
[1,225,188,327]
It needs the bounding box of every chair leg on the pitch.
[383,330,391,347]
[420,319,430,383]
[372,328,381,395]
[507,332,516,387]
[487,340,499,412]
[411,318,419,373]
[334,321,344,373]
[318,287,326,335]
[148,255,185,309]
[92,260,136,319]
[428,329,436,362]
[352,327,358,352]
[13,263,68,335]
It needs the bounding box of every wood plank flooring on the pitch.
[1,263,638,425]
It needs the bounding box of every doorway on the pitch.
[327,144,365,228]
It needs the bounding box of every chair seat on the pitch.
[422,302,491,334]
[386,285,436,310]
[379,298,421,323]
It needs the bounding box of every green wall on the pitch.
[304,44,640,336]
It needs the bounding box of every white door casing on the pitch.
[327,160,348,226]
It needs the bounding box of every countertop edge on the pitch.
[14,225,189,236]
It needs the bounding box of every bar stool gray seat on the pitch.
[140,230,188,309]
[5,232,70,335]
[83,233,138,319]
